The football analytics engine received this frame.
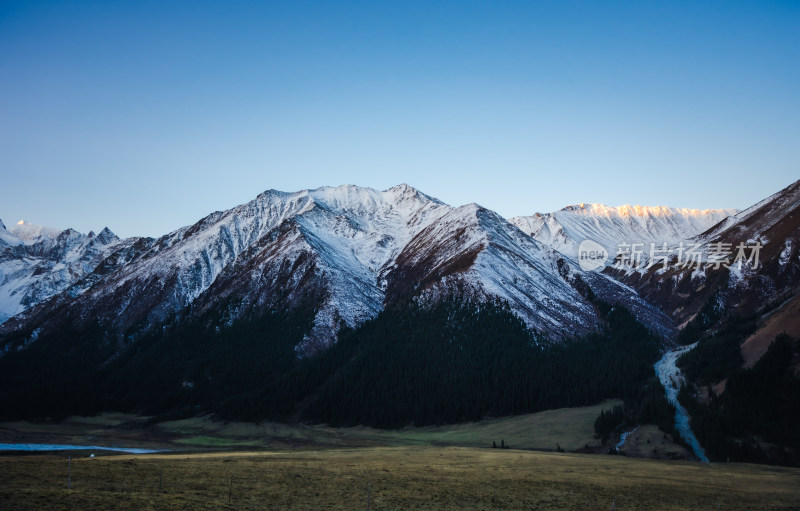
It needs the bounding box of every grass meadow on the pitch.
[1,401,796,510]
[2,446,799,510]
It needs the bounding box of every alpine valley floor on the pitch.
[2,403,798,510]
[0,401,671,455]
[2,446,799,510]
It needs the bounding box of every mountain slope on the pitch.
[0,220,22,248]
[385,204,601,335]
[1,184,676,358]
[1,185,451,351]
[7,220,63,244]
[612,179,800,327]
[511,205,736,265]
[0,224,120,323]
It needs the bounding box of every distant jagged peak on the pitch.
[386,182,417,194]
[255,187,295,200]
[55,227,82,239]
[556,203,738,218]
[83,227,119,245]
[2,220,119,250]
[559,202,612,214]
[9,220,62,242]
[0,218,6,231]
[94,226,118,244]
[384,183,444,204]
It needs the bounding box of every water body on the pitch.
[654,343,710,463]
[615,426,639,450]
[0,443,163,454]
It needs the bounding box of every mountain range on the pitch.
[2,183,708,354]
[1,179,798,464]
[3,179,798,354]
[0,220,120,324]
[608,179,800,328]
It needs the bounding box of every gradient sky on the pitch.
[1,1,798,238]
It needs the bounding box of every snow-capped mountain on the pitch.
[0,184,674,355]
[182,184,454,351]
[610,179,800,325]
[8,220,63,244]
[383,203,601,334]
[1,185,453,350]
[510,204,737,266]
[0,221,121,323]
[0,220,20,248]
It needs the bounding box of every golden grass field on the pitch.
[2,446,799,510]
[1,401,796,510]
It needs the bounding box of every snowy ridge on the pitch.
[0,225,121,323]
[605,179,800,326]
[696,179,800,248]
[85,184,453,344]
[0,220,22,248]
[701,180,800,240]
[289,184,451,349]
[382,201,589,329]
[1,185,457,348]
[510,204,737,265]
[472,207,598,332]
[8,220,63,245]
[1,184,676,351]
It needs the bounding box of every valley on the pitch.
[0,401,626,454]
[1,179,798,468]
[1,446,798,510]
[3,2,798,509]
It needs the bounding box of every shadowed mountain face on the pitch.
[605,179,800,327]
[1,184,674,359]
[4,180,797,358]
[1,181,798,465]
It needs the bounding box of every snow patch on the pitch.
[511,204,737,268]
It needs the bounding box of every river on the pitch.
[654,342,710,463]
[0,443,163,454]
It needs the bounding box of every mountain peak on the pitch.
[9,220,62,242]
[511,202,738,267]
[556,203,738,220]
[386,183,420,196]
[384,183,444,206]
[93,227,118,245]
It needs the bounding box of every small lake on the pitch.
[0,443,163,454]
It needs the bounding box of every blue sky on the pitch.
[1,1,798,238]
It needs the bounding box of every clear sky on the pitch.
[1,1,798,238]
